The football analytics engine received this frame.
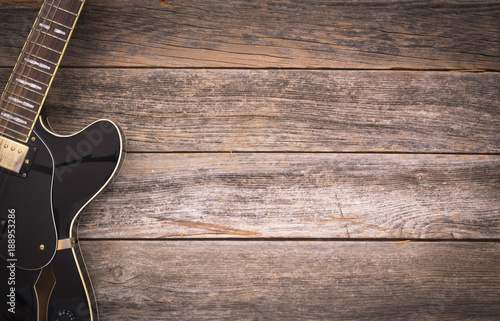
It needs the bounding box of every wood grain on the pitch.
[81,240,500,320]
[0,0,498,319]
[0,0,499,69]
[1,69,497,153]
[76,153,500,239]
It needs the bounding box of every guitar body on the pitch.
[0,0,124,319]
[0,116,124,320]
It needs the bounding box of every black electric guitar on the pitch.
[0,0,124,320]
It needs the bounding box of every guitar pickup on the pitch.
[0,136,30,173]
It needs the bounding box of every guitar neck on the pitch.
[0,0,85,143]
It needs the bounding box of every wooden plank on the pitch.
[77,153,500,239]
[0,0,499,69]
[1,69,497,153]
[80,240,500,320]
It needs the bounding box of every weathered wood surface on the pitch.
[81,241,500,320]
[0,0,499,70]
[78,153,500,239]
[1,69,498,153]
[1,0,499,319]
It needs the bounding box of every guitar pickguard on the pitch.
[0,131,58,271]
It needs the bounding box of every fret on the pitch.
[47,0,83,16]
[22,55,53,71]
[21,52,57,71]
[4,94,36,110]
[0,115,32,132]
[0,123,29,141]
[21,40,60,64]
[0,98,38,116]
[19,62,54,77]
[35,20,70,41]
[0,98,39,125]
[27,40,63,55]
[13,72,50,88]
[40,5,77,28]
[9,79,46,97]
[12,71,49,93]
[37,16,72,31]
[45,2,79,17]
[6,82,45,104]
[5,89,42,107]
[29,30,66,53]
[0,112,32,130]
[15,63,53,84]
[0,120,31,138]
[0,0,85,143]
[0,104,34,122]
[33,27,68,43]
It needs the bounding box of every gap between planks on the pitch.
[16,66,500,72]
[77,238,500,243]
[123,151,500,156]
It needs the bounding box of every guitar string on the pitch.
[0,0,61,170]
[0,0,61,137]
[0,0,60,193]
[4,0,69,134]
[0,0,74,194]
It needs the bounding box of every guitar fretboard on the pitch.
[0,0,84,142]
